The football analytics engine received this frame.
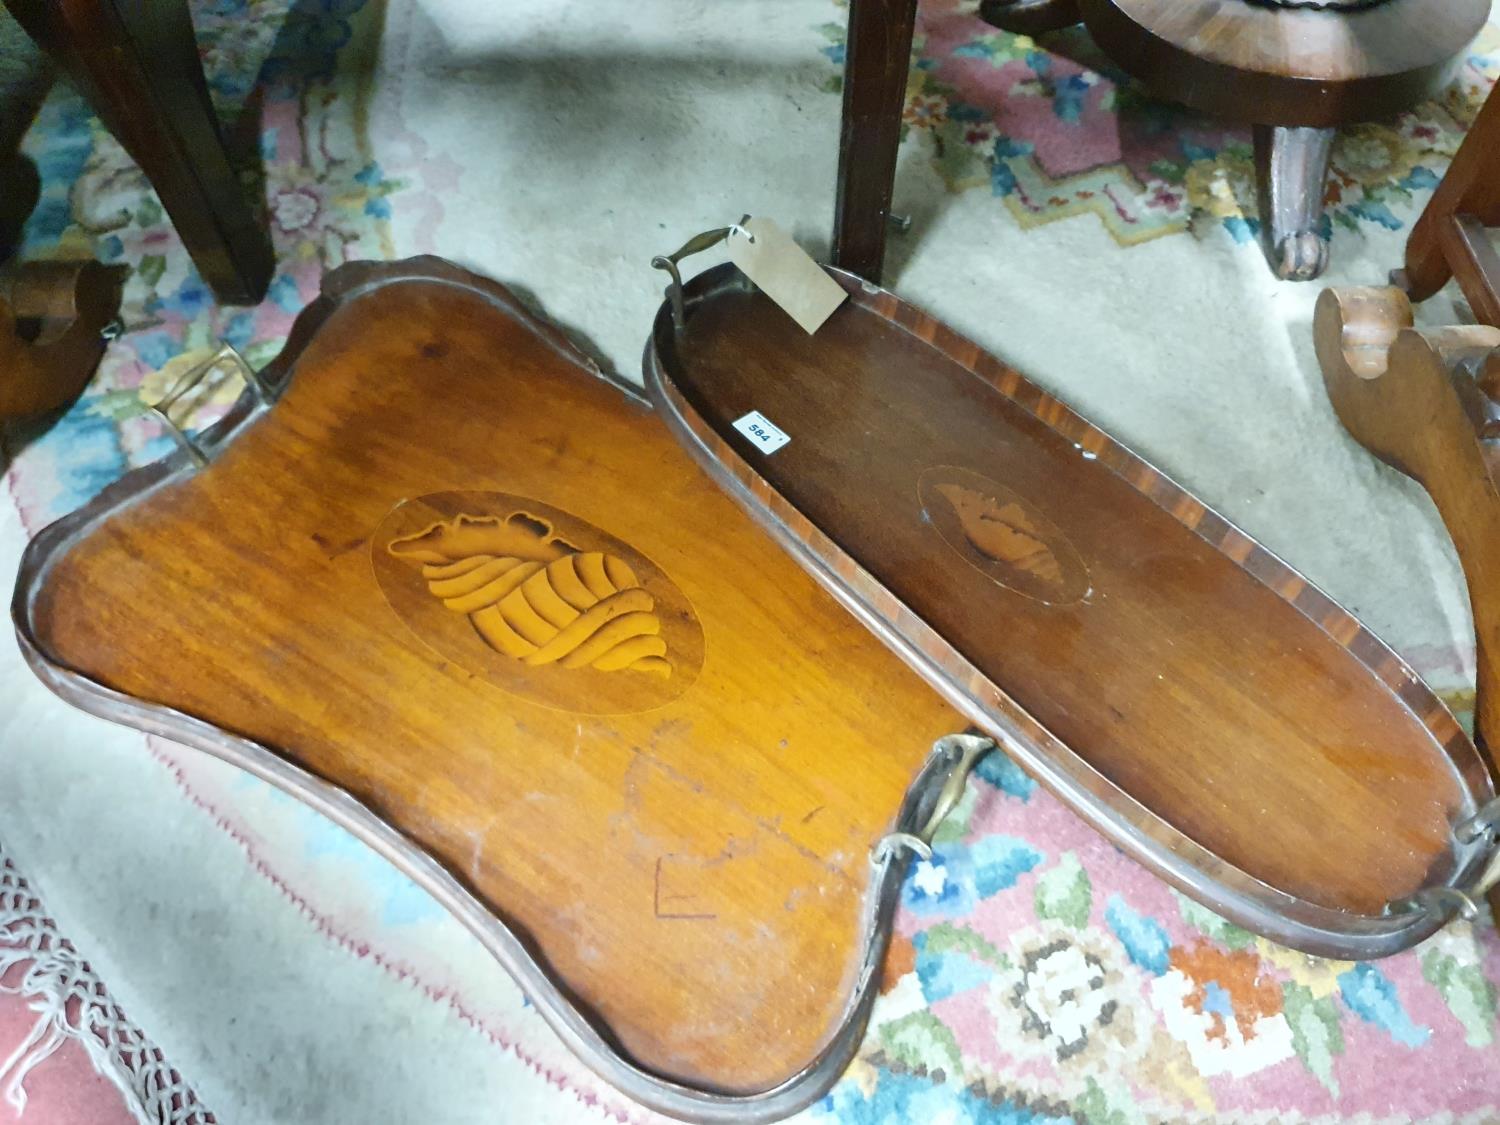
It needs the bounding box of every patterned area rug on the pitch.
[819,1,1481,250]
[3,1,1500,1123]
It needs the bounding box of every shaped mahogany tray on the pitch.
[645,255,1500,960]
[13,258,983,1123]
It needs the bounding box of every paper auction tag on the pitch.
[725,217,847,335]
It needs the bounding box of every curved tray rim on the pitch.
[643,260,1497,960]
[10,256,973,1124]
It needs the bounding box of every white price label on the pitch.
[732,410,790,454]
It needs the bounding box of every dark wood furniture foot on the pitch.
[831,0,919,283]
[978,0,1082,35]
[4,0,273,305]
[1255,124,1335,282]
[973,0,1487,281]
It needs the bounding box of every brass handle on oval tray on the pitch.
[149,342,272,468]
[651,217,753,332]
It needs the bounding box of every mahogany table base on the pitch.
[979,0,1487,280]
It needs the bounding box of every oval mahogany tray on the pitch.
[12,258,979,1123]
[645,261,1499,959]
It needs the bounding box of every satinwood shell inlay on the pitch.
[919,466,1089,604]
[373,491,703,714]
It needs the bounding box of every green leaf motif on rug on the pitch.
[1421,946,1497,1048]
[930,783,978,847]
[243,339,288,369]
[1172,890,1253,949]
[1283,981,1344,1095]
[1033,852,1091,929]
[878,1011,962,1078]
[138,254,166,289]
[1148,159,1186,186]
[85,388,150,423]
[922,922,1010,969]
[1076,1077,1149,1125]
[135,196,163,229]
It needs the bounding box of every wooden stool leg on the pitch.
[831,0,918,284]
[1256,124,1335,282]
[4,0,274,305]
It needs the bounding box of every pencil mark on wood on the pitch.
[310,531,366,560]
[653,855,718,921]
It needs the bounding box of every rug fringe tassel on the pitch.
[0,832,215,1123]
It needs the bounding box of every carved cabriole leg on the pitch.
[977,0,1082,35]
[831,0,919,283]
[1256,124,1335,282]
[1316,286,1500,924]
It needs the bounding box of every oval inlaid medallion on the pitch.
[918,466,1089,605]
[373,491,704,714]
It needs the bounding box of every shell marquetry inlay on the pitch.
[918,466,1089,604]
[388,512,674,679]
[372,491,704,714]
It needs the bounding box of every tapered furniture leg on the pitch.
[4,0,273,305]
[1255,124,1335,282]
[978,0,1081,35]
[831,0,918,283]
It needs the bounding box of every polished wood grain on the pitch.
[647,263,1496,958]
[980,0,1486,279]
[17,259,962,1103]
[1315,288,1500,926]
[831,0,918,283]
[978,0,1081,36]
[1399,82,1500,314]
[4,0,273,304]
[0,260,121,419]
[1079,0,1487,126]
[1316,288,1500,765]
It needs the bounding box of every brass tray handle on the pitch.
[871,733,993,868]
[651,219,753,332]
[1388,797,1500,921]
[149,342,273,468]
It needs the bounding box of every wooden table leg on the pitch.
[4,0,273,305]
[1255,124,1335,282]
[831,0,918,283]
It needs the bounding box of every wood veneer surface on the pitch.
[25,269,963,1093]
[654,276,1481,920]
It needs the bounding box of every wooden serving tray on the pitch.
[645,258,1500,960]
[13,258,980,1122]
